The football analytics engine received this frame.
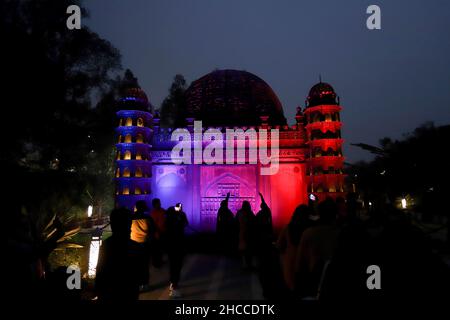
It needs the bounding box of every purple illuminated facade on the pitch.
[114,70,345,231]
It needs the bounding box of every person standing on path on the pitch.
[165,203,188,298]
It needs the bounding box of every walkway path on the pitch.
[139,254,263,300]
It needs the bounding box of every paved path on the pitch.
[139,254,263,300]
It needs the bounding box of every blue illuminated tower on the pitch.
[115,87,153,211]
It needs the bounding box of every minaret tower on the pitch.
[304,82,345,201]
[115,87,153,211]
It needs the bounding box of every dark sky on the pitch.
[85,0,450,163]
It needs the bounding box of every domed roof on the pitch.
[185,69,286,126]
[307,82,338,108]
[117,87,152,112]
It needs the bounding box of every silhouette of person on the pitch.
[150,198,166,268]
[277,205,314,292]
[255,192,273,250]
[318,205,371,302]
[130,200,154,291]
[236,200,255,270]
[96,208,141,301]
[165,203,188,298]
[295,198,340,298]
[216,192,235,254]
[253,193,287,299]
[320,205,450,301]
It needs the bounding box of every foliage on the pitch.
[350,122,450,217]
[1,0,121,169]
[1,1,142,236]
[159,74,187,127]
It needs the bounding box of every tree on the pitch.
[1,1,142,229]
[1,0,121,171]
[351,123,450,223]
[159,74,187,128]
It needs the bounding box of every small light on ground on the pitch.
[87,205,93,218]
[401,198,407,209]
[88,236,101,278]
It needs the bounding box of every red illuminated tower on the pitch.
[304,82,345,201]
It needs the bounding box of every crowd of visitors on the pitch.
[7,192,450,301]
[96,199,188,300]
[216,192,450,301]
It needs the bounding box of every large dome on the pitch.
[185,69,286,126]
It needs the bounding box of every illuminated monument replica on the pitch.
[114,70,345,231]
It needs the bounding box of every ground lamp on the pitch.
[87,205,93,218]
[88,227,103,278]
[401,198,407,209]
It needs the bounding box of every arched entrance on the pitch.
[200,168,257,232]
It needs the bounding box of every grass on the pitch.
[47,229,112,275]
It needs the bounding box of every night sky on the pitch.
[85,0,450,163]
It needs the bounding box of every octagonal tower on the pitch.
[304,82,345,201]
[115,88,153,211]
